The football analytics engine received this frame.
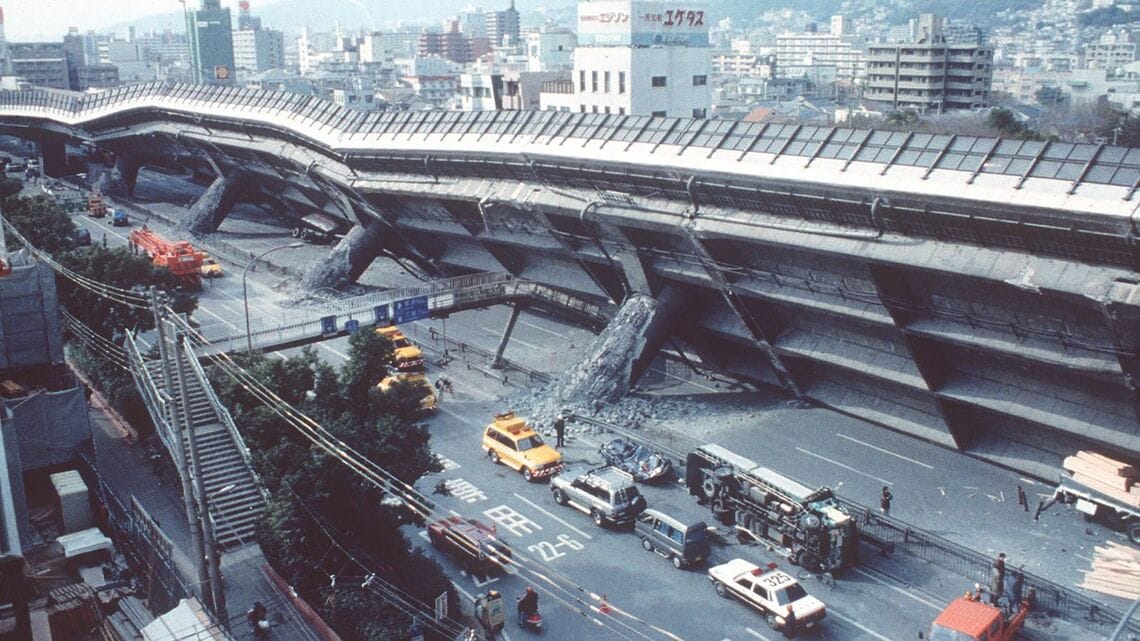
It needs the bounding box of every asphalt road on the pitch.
[30,162,1125,641]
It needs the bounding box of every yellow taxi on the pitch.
[482,412,564,482]
[199,256,224,278]
[375,325,425,371]
[378,372,438,411]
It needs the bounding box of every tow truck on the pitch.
[926,590,1031,641]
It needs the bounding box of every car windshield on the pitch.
[774,584,808,606]
[517,435,545,451]
[393,337,411,348]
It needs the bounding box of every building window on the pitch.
[652,110,667,117]
[619,71,626,93]
[692,108,706,118]
[592,105,598,113]
[592,71,598,92]
[579,70,585,92]
[692,75,707,86]
[604,71,610,93]
[652,76,667,87]
[580,104,586,112]
[605,106,610,113]
[619,107,625,115]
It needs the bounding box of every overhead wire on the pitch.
[163,312,680,641]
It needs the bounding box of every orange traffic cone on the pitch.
[599,594,610,615]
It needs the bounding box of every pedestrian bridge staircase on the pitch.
[125,331,266,549]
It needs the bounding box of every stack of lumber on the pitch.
[1062,451,1140,508]
[1079,542,1140,599]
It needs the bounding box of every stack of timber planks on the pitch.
[1079,542,1140,599]
[1061,451,1140,507]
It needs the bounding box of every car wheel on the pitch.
[591,510,605,527]
[671,555,684,570]
[1128,521,1140,545]
[641,537,653,552]
[553,489,568,505]
[489,450,500,465]
[714,581,728,598]
[523,467,535,482]
[765,613,779,630]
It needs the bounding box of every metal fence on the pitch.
[844,502,1140,637]
[77,449,190,615]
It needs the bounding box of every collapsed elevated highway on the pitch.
[0,82,1136,472]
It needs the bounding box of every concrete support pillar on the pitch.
[491,305,523,369]
[185,170,252,234]
[628,285,688,386]
[557,293,671,406]
[300,221,388,291]
[114,153,141,197]
[40,139,67,178]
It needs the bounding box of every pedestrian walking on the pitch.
[554,414,566,448]
[879,486,893,515]
[990,552,1006,605]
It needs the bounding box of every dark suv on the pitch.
[551,465,647,527]
[427,516,512,573]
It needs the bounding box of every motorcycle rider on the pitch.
[517,586,539,625]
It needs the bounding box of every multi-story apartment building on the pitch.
[486,1,521,47]
[185,0,235,83]
[418,21,473,65]
[8,43,69,89]
[774,15,865,81]
[541,0,711,118]
[865,14,993,113]
[232,0,284,76]
[1082,30,1136,71]
[526,28,575,72]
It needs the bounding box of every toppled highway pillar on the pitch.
[40,139,67,178]
[114,154,141,197]
[184,170,252,234]
[300,221,388,291]
[558,291,679,406]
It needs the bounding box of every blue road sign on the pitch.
[320,315,337,335]
[373,304,390,324]
[344,319,360,333]
[392,296,429,324]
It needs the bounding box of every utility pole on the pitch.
[172,330,227,624]
[149,289,212,611]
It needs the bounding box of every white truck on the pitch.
[1036,475,1140,545]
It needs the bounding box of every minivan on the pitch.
[634,506,710,569]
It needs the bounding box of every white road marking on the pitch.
[478,325,543,351]
[318,342,349,360]
[443,478,488,503]
[795,447,893,486]
[212,301,240,316]
[512,493,594,541]
[745,627,774,641]
[197,305,240,331]
[828,608,896,641]
[520,318,563,338]
[852,567,942,610]
[482,505,543,537]
[835,433,934,470]
[436,457,461,472]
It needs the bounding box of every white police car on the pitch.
[708,559,826,635]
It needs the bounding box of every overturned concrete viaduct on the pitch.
[0,83,1137,475]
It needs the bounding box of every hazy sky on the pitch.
[1,0,281,40]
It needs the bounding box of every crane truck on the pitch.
[129,227,205,289]
[687,444,859,573]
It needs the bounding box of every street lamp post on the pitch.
[243,243,303,355]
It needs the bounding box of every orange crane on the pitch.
[129,226,204,289]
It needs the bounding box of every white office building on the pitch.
[540,0,711,118]
[526,28,576,72]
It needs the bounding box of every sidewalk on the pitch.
[88,404,327,640]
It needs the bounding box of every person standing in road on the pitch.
[1007,565,1024,608]
[554,414,566,448]
[782,606,797,639]
[880,486,893,515]
[990,552,1006,605]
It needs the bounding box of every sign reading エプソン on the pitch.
[578,0,709,47]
